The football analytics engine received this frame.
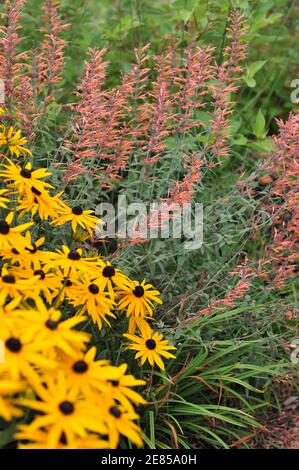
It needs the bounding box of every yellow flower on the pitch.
[99,396,143,448]
[17,188,64,220]
[0,374,24,421]
[21,233,48,269]
[58,347,125,396]
[0,159,53,197]
[0,125,32,157]
[0,189,9,209]
[106,363,146,411]
[97,261,132,299]
[0,211,32,250]
[66,276,116,329]
[123,321,176,371]
[0,267,37,305]
[0,315,56,383]
[18,371,108,448]
[50,271,77,305]
[12,298,90,358]
[117,279,162,333]
[52,203,102,235]
[44,245,99,277]
[11,266,63,303]
[16,426,109,449]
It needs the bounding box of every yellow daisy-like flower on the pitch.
[0,267,37,305]
[16,426,109,449]
[51,271,78,305]
[0,125,32,157]
[52,203,102,236]
[17,188,64,220]
[96,261,132,299]
[67,276,116,329]
[0,245,26,264]
[0,374,24,421]
[0,107,5,116]
[58,347,125,396]
[13,298,90,358]
[123,322,176,371]
[0,211,32,250]
[0,316,56,383]
[0,189,9,208]
[22,233,49,269]
[18,371,108,448]
[11,266,63,303]
[106,363,146,411]
[44,245,99,277]
[99,396,143,448]
[0,159,53,197]
[117,279,162,333]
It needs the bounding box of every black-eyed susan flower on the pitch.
[0,374,24,421]
[117,279,162,333]
[13,298,90,358]
[22,233,48,269]
[107,363,146,411]
[11,266,63,303]
[123,322,176,371]
[52,203,102,236]
[0,267,36,305]
[0,245,27,265]
[0,316,56,383]
[0,212,32,250]
[59,347,125,396]
[44,246,99,277]
[17,187,64,220]
[0,159,53,196]
[67,276,116,329]
[51,271,78,305]
[97,261,132,299]
[18,371,108,448]
[100,397,143,448]
[0,125,32,157]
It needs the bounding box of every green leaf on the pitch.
[243,60,267,88]
[253,109,266,139]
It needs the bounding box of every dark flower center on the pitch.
[109,406,122,418]
[59,432,67,445]
[26,243,37,254]
[102,265,115,278]
[31,186,41,196]
[45,319,58,330]
[145,339,156,350]
[34,269,45,280]
[2,274,16,284]
[68,250,81,261]
[133,285,144,297]
[88,283,99,294]
[72,360,88,374]
[63,278,72,287]
[72,206,83,216]
[0,220,10,235]
[20,168,32,179]
[110,380,119,387]
[59,401,74,415]
[6,337,22,353]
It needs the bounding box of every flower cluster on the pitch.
[0,119,176,448]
